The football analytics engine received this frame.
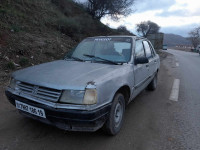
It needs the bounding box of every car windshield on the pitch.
[66,37,132,63]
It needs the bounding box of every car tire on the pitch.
[147,73,157,91]
[104,93,125,135]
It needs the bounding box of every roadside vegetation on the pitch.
[83,0,134,20]
[136,21,160,37]
[188,26,200,49]
[0,0,134,84]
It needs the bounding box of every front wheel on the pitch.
[104,93,125,135]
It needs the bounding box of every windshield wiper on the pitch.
[70,56,85,62]
[83,54,119,65]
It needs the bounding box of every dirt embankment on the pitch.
[0,0,78,85]
[0,30,76,85]
[0,0,132,85]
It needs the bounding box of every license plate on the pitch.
[15,100,46,118]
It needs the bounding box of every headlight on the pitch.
[60,90,85,104]
[9,78,17,89]
[59,89,97,105]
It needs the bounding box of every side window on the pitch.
[148,42,156,57]
[143,41,152,58]
[135,40,145,58]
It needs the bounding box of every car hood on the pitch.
[13,60,123,90]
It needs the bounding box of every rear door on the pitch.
[143,41,157,77]
[134,40,149,88]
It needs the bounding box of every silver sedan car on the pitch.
[5,36,160,135]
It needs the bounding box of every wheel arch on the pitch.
[114,85,131,105]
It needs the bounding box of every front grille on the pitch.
[16,82,62,102]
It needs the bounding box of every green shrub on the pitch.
[15,49,30,56]
[11,25,21,32]
[6,62,15,70]
[19,57,29,66]
[0,8,7,14]
[44,51,57,58]
[57,17,81,37]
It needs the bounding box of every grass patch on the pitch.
[19,57,29,66]
[0,8,7,14]
[44,51,57,58]
[10,24,21,32]
[5,62,15,70]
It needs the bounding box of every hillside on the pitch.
[0,0,132,84]
[163,33,191,47]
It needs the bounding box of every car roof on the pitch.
[87,35,147,40]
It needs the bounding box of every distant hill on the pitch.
[163,33,192,47]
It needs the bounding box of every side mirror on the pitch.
[135,57,149,65]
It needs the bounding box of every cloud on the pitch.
[156,9,188,17]
[160,23,199,37]
[156,8,200,17]
[134,0,176,12]
[156,0,200,17]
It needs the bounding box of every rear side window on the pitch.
[143,41,152,58]
[148,42,156,56]
[135,40,145,58]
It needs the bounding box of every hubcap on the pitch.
[114,101,123,128]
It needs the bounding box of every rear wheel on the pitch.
[104,93,125,135]
[147,73,157,91]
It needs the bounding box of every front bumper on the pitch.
[5,90,111,132]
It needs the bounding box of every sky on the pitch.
[100,0,200,37]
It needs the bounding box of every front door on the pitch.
[134,40,149,88]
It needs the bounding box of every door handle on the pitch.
[154,60,157,63]
[146,64,149,67]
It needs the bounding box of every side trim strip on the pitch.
[135,75,152,89]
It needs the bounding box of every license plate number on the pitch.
[15,100,46,118]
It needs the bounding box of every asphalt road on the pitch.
[165,49,200,149]
[0,49,200,150]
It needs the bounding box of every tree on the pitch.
[136,21,160,37]
[117,25,132,35]
[117,25,128,32]
[188,27,200,48]
[84,0,134,20]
